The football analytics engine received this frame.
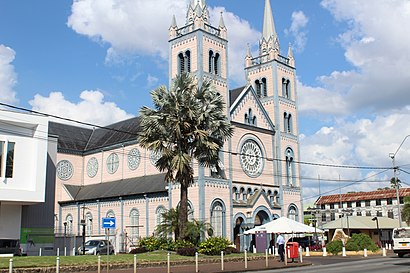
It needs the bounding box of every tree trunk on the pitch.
[178,182,189,240]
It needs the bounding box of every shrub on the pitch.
[174,239,195,249]
[347,233,378,252]
[139,236,162,252]
[129,247,147,254]
[326,240,343,255]
[198,237,232,256]
[176,247,197,256]
[345,240,360,252]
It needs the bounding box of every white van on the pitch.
[393,227,410,258]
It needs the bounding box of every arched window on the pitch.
[187,202,194,221]
[232,186,238,200]
[65,214,73,235]
[85,212,93,236]
[106,210,116,235]
[129,209,140,240]
[178,50,191,74]
[287,114,292,133]
[267,190,273,203]
[262,78,267,97]
[240,187,246,201]
[209,50,214,73]
[185,50,191,73]
[245,109,256,126]
[282,78,291,99]
[255,80,261,97]
[287,204,299,221]
[214,53,220,75]
[285,148,295,186]
[210,200,225,237]
[178,53,185,74]
[283,113,293,134]
[156,206,166,225]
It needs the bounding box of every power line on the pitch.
[0,102,397,171]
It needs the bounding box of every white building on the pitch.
[0,109,56,255]
[314,188,410,227]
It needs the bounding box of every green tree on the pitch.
[139,73,234,240]
[155,208,180,239]
[402,196,410,226]
[390,177,401,189]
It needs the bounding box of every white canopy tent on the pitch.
[244,217,324,235]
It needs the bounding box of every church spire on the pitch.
[187,0,209,24]
[262,0,277,41]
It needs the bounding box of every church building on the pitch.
[52,0,302,253]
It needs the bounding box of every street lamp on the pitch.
[63,221,67,250]
[372,217,381,247]
[389,134,410,228]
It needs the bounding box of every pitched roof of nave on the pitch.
[49,116,140,154]
[61,173,167,203]
[50,83,272,155]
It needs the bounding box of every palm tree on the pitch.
[155,208,180,239]
[139,72,233,240]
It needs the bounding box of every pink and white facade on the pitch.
[54,0,302,252]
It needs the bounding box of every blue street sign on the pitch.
[102,217,116,229]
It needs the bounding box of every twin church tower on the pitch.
[168,0,301,247]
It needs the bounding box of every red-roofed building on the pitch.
[313,188,410,227]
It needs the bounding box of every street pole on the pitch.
[63,222,67,255]
[390,154,402,227]
[372,217,381,246]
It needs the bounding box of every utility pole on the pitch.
[389,134,410,228]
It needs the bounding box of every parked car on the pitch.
[0,239,25,256]
[77,240,114,255]
[288,237,316,248]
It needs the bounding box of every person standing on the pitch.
[276,232,285,262]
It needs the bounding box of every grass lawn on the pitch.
[0,250,265,269]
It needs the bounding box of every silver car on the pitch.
[77,240,114,255]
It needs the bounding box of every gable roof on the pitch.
[49,116,140,154]
[61,173,167,203]
[315,188,410,205]
[229,85,275,131]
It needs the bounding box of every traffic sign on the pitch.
[102,217,116,229]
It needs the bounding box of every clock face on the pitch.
[87,157,98,178]
[106,153,119,174]
[127,148,141,170]
[56,160,74,180]
[240,140,263,177]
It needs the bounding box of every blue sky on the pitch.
[1,0,410,205]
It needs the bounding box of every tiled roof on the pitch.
[49,117,140,153]
[315,188,410,205]
[61,173,167,203]
[229,86,245,107]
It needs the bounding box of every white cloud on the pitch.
[310,0,410,114]
[146,74,159,88]
[0,45,18,104]
[29,90,134,126]
[67,0,187,60]
[300,107,410,202]
[67,0,260,86]
[285,11,309,53]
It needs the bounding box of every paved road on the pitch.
[239,256,410,273]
